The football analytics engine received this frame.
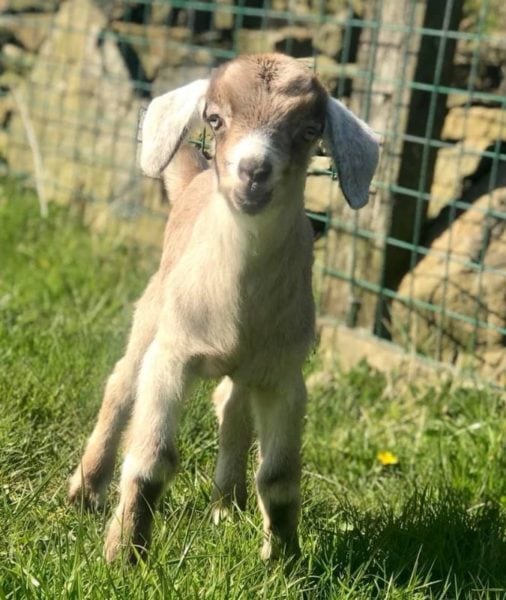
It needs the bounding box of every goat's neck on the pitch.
[214,183,306,266]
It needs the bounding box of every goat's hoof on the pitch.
[260,539,275,561]
[104,519,124,563]
[260,535,301,562]
[211,505,231,526]
[104,513,150,564]
[210,487,246,525]
[68,470,106,511]
[104,517,137,563]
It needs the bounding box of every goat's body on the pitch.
[167,174,313,379]
[154,149,314,384]
[70,146,314,561]
[69,53,378,563]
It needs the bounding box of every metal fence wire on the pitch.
[1,0,505,383]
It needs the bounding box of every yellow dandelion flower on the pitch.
[377,450,399,466]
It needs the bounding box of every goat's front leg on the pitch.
[211,377,253,522]
[104,341,191,563]
[252,372,307,560]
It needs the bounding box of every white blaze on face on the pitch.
[228,132,272,180]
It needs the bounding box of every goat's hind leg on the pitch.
[68,355,137,510]
[69,280,161,510]
[211,377,253,523]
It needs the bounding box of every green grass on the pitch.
[1,180,505,599]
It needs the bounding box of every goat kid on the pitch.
[69,53,379,562]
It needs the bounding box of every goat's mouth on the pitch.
[233,185,273,215]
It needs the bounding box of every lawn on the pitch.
[1,180,505,599]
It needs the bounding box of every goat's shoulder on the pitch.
[159,169,214,275]
[162,144,209,202]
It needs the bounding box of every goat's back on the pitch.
[162,144,209,203]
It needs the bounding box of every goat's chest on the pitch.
[167,252,312,371]
[163,210,315,379]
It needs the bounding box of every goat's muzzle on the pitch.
[233,184,273,215]
[238,157,272,185]
[232,156,273,214]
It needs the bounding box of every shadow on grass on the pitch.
[308,488,506,597]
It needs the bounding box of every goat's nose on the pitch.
[238,157,272,184]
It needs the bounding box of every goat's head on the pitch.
[141,53,379,213]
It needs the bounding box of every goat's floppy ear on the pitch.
[140,79,209,178]
[323,97,380,209]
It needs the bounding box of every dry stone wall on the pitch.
[392,188,506,385]
[0,0,361,235]
[0,0,504,380]
[393,34,506,382]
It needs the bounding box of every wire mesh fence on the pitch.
[1,0,505,383]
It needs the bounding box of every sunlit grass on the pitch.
[1,180,505,599]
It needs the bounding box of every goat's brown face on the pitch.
[204,55,327,215]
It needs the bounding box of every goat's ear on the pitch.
[140,79,209,178]
[323,97,380,209]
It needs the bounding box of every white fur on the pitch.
[228,132,272,171]
[140,79,209,178]
[121,453,150,482]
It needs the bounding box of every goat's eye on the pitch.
[207,114,223,131]
[303,125,322,141]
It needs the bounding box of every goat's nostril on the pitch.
[238,158,272,184]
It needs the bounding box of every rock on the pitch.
[236,26,313,56]
[0,42,35,74]
[430,105,506,217]
[0,0,61,12]
[481,349,506,385]
[442,105,506,142]
[97,1,158,23]
[313,12,360,61]
[428,150,506,237]
[6,0,163,222]
[1,40,22,58]
[0,91,13,126]
[313,21,344,58]
[392,188,506,381]
[305,155,334,213]
[152,65,211,98]
[0,127,8,156]
[430,140,490,218]
[316,321,457,385]
[109,23,209,81]
[452,33,506,99]
[109,22,213,83]
[313,54,357,95]
[0,67,23,88]
[213,0,234,30]
[110,21,170,82]
[0,13,53,51]
[149,3,172,25]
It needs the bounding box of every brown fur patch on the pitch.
[207,54,327,131]
[256,55,278,91]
